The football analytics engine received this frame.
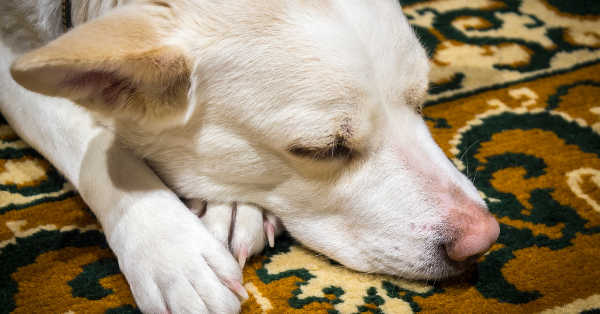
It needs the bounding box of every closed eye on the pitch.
[288,137,354,161]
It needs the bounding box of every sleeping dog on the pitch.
[0,0,500,313]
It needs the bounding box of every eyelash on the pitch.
[288,141,354,160]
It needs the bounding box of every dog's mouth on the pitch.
[317,239,471,281]
[389,245,468,281]
[420,250,468,280]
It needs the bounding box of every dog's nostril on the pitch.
[446,250,484,270]
[465,253,484,265]
[444,236,493,262]
[461,253,483,268]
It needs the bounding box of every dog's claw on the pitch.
[238,246,247,268]
[227,279,249,300]
[266,220,275,248]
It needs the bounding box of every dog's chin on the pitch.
[406,260,468,282]
[404,268,466,282]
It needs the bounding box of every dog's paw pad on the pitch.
[186,199,282,266]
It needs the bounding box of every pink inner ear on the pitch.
[61,70,134,106]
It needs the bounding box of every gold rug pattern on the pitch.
[1,0,600,313]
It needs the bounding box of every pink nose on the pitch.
[445,211,500,267]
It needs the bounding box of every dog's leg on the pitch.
[0,46,246,313]
[187,199,283,268]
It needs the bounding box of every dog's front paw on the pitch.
[113,201,247,314]
[187,199,283,267]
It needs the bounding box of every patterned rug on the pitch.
[2,0,600,313]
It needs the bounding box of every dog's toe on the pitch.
[229,204,283,267]
[229,203,265,266]
[187,199,283,267]
[187,199,233,247]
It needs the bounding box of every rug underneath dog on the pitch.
[1,0,600,313]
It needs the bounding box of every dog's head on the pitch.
[11,0,499,279]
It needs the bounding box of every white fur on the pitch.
[0,0,498,313]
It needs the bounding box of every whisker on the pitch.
[460,139,483,177]
[471,160,481,183]
[460,139,482,162]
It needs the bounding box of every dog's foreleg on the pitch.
[0,46,246,314]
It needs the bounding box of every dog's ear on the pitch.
[10,6,191,128]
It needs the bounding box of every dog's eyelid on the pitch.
[287,138,354,161]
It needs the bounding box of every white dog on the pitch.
[0,0,500,313]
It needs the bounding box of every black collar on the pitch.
[62,0,72,30]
